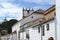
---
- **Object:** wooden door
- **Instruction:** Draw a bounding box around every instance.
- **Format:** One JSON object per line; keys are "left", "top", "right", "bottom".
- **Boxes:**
{"left": 48, "top": 37, "right": 54, "bottom": 40}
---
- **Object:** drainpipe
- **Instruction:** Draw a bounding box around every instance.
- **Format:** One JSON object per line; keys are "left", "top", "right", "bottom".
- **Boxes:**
{"left": 18, "top": 31, "right": 20, "bottom": 40}
{"left": 55, "top": 15, "right": 57, "bottom": 40}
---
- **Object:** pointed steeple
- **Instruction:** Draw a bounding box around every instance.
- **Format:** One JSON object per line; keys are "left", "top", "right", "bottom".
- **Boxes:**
{"left": 4, "top": 17, "right": 7, "bottom": 22}
{"left": 29, "top": 8, "right": 30, "bottom": 11}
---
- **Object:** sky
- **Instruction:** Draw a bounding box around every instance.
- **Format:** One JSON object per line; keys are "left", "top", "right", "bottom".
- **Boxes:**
{"left": 0, "top": 0, "right": 55, "bottom": 22}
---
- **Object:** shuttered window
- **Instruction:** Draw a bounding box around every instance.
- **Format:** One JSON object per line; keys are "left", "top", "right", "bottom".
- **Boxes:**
{"left": 54, "top": 12, "right": 56, "bottom": 16}
{"left": 38, "top": 27, "right": 40, "bottom": 33}
{"left": 42, "top": 25, "right": 45, "bottom": 36}
{"left": 47, "top": 24, "right": 49, "bottom": 31}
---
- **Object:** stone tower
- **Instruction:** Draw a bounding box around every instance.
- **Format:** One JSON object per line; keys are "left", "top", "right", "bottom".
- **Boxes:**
{"left": 22, "top": 8, "right": 34, "bottom": 19}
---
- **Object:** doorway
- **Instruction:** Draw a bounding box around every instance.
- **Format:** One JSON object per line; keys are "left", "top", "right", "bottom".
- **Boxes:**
{"left": 48, "top": 37, "right": 54, "bottom": 40}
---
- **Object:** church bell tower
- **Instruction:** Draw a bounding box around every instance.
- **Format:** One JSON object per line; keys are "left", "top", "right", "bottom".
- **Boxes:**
{"left": 22, "top": 8, "right": 34, "bottom": 19}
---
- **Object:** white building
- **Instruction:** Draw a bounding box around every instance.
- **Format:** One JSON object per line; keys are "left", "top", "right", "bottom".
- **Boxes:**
{"left": 12, "top": 5, "right": 56, "bottom": 40}
{"left": 20, "top": 5, "right": 56, "bottom": 40}
{"left": 41, "top": 5, "right": 56, "bottom": 40}
{"left": 12, "top": 8, "right": 35, "bottom": 40}
{"left": 20, "top": 8, "right": 45, "bottom": 40}
{"left": 12, "top": 20, "right": 21, "bottom": 40}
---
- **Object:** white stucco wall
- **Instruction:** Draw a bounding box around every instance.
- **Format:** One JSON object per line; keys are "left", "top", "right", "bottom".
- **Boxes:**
{"left": 29, "top": 27, "right": 41, "bottom": 40}
{"left": 56, "top": 2, "right": 60, "bottom": 40}
{"left": 23, "top": 10, "right": 34, "bottom": 17}
{"left": 20, "top": 14, "right": 44, "bottom": 26}
{"left": 12, "top": 20, "right": 21, "bottom": 40}
{"left": 42, "top": 20, "right": 56, "bottom": 40}
{"left": 20, "top": 26, "right": 41, "bottom": 40}
{"left": 12, "top": 21, "right": 20, "bottom": 32}
{"left": 29, "top": 11, "right": 34, "bottom": 15}
{"left": 22, "top": 19, "right": 56, "bottom": 40}
{"left": 12, "top": 33, "right": 17, "bottom": 40}
{"left": 20, "top": 32, "right": 27, "bottom": 40}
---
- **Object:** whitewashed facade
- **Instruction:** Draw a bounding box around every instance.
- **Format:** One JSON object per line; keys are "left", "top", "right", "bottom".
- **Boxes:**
{"left": 41, "top": 5, "right": 56, "bottom": 40}
{"left": 20, "top": 5, "right": 56, "bottom": 40}
{"left": 20, "top": 9, "right": 44, "bottom": 40}
{"left": 12, "top": 20, "right": 21, "bottom": 40}
{"left": 42, "top": 19, "right": 56, "bottom": 40}
{"left": 12, "top": 5, "right": 56, "bottom": 40}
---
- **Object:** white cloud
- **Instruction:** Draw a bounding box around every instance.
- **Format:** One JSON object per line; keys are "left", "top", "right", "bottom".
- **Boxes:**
{"left": 0, "top": 2, "right": 23, "bottom": 22}
{"left": 1, "top": 2, "right": 16, "bottom": 8}
{"left": 24, "top": 0, "right": 42, "bottom": 3}
{"left": 24, "top": 0, "right": 55, "bottom": 5}
{"left": 0, "top": 0, "right": 55, "bottom": 22}
{"left": 0, "top": 0, "right": 15, "bottom": 2}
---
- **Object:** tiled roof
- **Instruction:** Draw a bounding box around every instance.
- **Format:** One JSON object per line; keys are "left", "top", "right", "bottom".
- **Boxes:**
{"left": 44, "top": 5, "right": 55, "bottom": 15}
{"left": 30, "top": 5, "right": 55, "bottom": 27}
{"left": 40, "top": 5, "right": 55, "bottom": 25}
{"left": 33, "top": 9, "right": 45, "bottom": 14}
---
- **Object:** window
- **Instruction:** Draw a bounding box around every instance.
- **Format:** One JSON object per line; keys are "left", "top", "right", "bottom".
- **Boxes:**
{"left": 47, "top": 24, "right": 49, "bottom": 31}
{"left": 31, "top": 16, "right": 33, "bottom": 18}
{"left": 54, "top": 12, "right": 56, "bottom": 16}
{"left": 27, "top": 10, "right": 29, "bottom": 13}
{"left": 42, "top": 25, "right": 45, "bottom": 36}
{"left": 26, "top": 33, "right": 29, "bottom": 39}
{"left": 38, "top": 27, "right": 40, "bottom": 33}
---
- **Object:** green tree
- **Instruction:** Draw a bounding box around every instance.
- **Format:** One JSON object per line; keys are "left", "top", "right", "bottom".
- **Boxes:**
{"left": 0, "top": 19, "right": 18, "bottom": 33}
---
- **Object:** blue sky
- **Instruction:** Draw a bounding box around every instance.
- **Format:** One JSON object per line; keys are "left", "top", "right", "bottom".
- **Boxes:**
{"left": 0, "top": 0, "right": 55, "bottom": 22}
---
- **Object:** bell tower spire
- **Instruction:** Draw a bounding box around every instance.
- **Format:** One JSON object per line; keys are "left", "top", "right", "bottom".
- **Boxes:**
{"left": 4, "top": 17, "right": 7, "bottom": 22}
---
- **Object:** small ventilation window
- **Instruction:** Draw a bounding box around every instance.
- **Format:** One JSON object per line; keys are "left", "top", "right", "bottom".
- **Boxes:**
{"left": 31, "top": 16, "right": 33, "bottom": 18}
